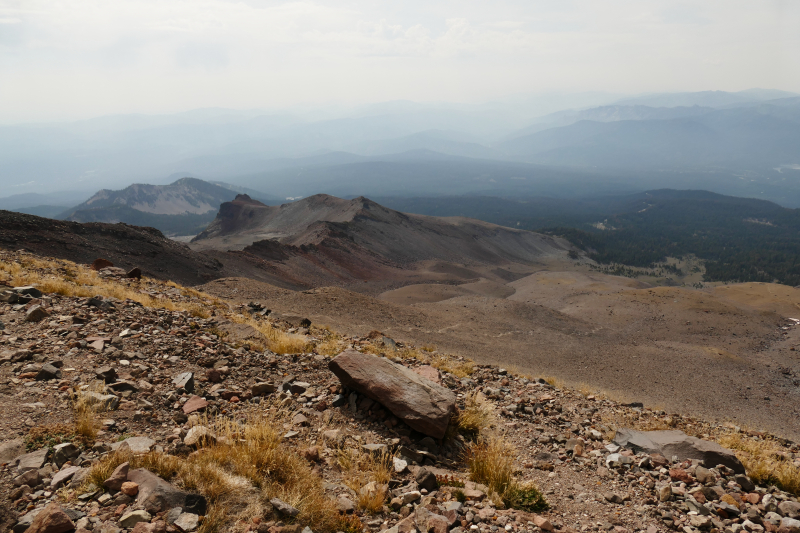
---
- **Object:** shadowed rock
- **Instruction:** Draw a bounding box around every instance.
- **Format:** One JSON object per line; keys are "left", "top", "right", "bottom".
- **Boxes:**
{"left": 329, "top": 350, "right": 456, "bottom": 438}
{"left": 613, "top": 428, "right": 745, "bottom": 474}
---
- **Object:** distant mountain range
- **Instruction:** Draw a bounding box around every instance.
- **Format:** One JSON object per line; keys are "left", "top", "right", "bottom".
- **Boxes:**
{"left": 2, "top": 88, "right": 800, "bottom": 209}
{"left": 59, "top": 178, "right": 283, "bottom": 236}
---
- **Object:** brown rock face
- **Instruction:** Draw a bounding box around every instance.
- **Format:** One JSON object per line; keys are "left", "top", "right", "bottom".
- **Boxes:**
{"left": 328, "top": 350, "right": 456, "bottom": 438}
{"left": 24, "top": 502, "right": 75, "bottom": 533}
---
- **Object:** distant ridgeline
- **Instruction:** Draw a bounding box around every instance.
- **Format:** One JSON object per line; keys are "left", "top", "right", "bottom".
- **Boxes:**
{"left": 376, "top": 190, "right": 800, "bottom": 286}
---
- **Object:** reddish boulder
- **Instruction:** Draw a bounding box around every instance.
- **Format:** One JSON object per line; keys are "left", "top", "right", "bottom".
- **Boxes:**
{"left": 24, "top": 502, "right": 74, "bottom": 533}
{"left": 329, "top": 350, "right": 456, "bottom": 439}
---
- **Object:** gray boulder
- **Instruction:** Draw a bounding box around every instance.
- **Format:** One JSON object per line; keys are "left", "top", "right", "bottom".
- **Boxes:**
{"left": 613, "top": 428, "right": 745, "bottom": 474}
{"left": 329, "top": 350, "right": 456, "bottom": 438}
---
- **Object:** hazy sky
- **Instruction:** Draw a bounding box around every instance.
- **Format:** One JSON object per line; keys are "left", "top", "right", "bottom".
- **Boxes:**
{"left": 1, "top": 0, "right": 797, "bottom": 123}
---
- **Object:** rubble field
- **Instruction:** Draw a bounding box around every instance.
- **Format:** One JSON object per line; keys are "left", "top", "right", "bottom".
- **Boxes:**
{"left": 1, "top": 250, "right": 799, "bottom": 533}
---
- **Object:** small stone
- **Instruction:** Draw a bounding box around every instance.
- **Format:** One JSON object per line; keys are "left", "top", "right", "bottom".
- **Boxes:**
{"left": 50, "top": 465, "right": 82, "bottom": 489}
{"left": 416, "top": 467, "right": 439, "bottom": 492}
{"left": 111, "top": 437, "right": 155, "bottom": 454}
{"left": 393, "top": 456, "right": 408, "bottom": 473}
{"left": 173, "top": 512, "right": 200, "bottom": 532}
{"left": 173, "top": 372, "right": 195, "bottom": 392}
{"left": 402, "top": 491, "right": 422, "bottom": 504}
{"left": 26, "top": 305, "right": 50, "bottom": 322}
{"left": 532, "top": 515, "right": 553, "bottom": 531}
{"left": 119, "top": 510, "right": 152, "bottom": 529}
{"left": 184, "top": 425, "right": 216, "bottom": 447}
{"left": 121, "top": 481, "right": 139, "bottom": 496}
{"left": 126, "top": 268, "right": 142, "bottom": 279}
{"left": 52, "top": 442, "right": 79, "bottom": 466}
{"left": 36, "top": 363, "right": 61, "bottom": 380}
{"left": 15, "top": 447, "right": 49, "bottom": 473}
{"left": 337, "top": 496, "right": 355, "bottom": 513}
{"left": 736, "top": 475, "right": 756, "bottom": 493}
{"left": 270, "top": 497, "right": 300, "bottom": 517}
{"left": 165, "top": 508, "right": 183, "bottom": 525}
{"left": 96, "top": 366, "right": 118, "bottom": 383}
{"left": 252, "top": 382, "right": 276, "bottom": 396}
{"left": 290, "top": 381, "right": 310, "bottom": 394}
{"left": 13, "top": 469, "right": 40, "bottom": 487}
{"left": 182, "top": 395, "right": 208, "bottom": 414}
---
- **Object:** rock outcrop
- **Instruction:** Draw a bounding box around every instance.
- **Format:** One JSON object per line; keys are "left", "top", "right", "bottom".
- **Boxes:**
{"left": 613, "top": 428, "right": 746, "bottom": 474}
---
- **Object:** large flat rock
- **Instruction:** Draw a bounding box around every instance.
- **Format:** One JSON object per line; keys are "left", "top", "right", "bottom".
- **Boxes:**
{"left": 613, "top": 428, "right": 745, "bottom": 474}
{"left": 329, "top": 350, "right": 456, "bottom": 439}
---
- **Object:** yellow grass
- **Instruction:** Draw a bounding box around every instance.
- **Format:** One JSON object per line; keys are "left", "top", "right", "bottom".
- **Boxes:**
{"left": 542, "top": 376, "right": 565, "bottom": 389}
{"left": 72, "top": 381, "right": 107, "bottom": 442}
{"left": 313, "top": 333, "right": 344, "bottom": 356}
{"left": 83, "top": 408, "right": 339, "bottom": 532}
{"left": 465, "top": 434, "right": 548, "bottom": 512}
{"left": 231, "top": 314, "right": 311, "bottom": 355}
{"left": 0, "top": 253, "right": 225, "bottom": 318}
{"left": 337, "top": 448, "right": 392, "bottom": 513}
{"left": 400, "top": 347, "right": 475, "bottom": 378}
{"left": 718, "top": 433, "right": 800, "bottom": 496}
{"left": 457, "top": 391, "right": 496, "bottom": 438}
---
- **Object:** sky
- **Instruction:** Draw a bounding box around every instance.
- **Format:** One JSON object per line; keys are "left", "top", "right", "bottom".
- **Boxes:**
{"left": 1, "top": 0, "right": 798, "bottom": 123}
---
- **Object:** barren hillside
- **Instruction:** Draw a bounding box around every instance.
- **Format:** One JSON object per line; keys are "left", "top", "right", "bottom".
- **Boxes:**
{"left": 191, "top": 194, "right": 573, "bottom": 290}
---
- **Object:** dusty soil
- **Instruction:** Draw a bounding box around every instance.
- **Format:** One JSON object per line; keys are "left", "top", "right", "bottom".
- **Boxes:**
{"left": 199, "top": 268, "right": 800, "bottom": 442}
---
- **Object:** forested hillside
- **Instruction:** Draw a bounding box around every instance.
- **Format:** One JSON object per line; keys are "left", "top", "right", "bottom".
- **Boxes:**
{"left": 377, "top": 190, "right": 800, "bottom": 285}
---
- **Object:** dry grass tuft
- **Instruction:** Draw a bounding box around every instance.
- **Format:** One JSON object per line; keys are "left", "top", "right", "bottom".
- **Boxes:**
{"left": 718, "top": 433, "right": 800, "bottom": 496}
{"left": 83, "top": 409, "right": 338, "bottom": 532}
{"left": 313, "top": 331, "right": 344, "bottom": 356}
{"left": 542, "top": 376, "right": 565, "bottom": 389}
{"left": 231, "top": 314, "right": 311, "bottom": 355}
{"left": 337, "top": 448, "right": 392, "bottom": 513}
{"left": 465, "top": 434, "right": 548, "bottom": 512}
{"left": 72, "top": 381, "right": 107, "bottom": 442}
{"left": 0, "top": 253, "right": 225, "bottom": 318}
{"left": 25, "top": 424, "right": 80, "bottom": 452}
{"left": 400, "top": 347, "right": 475, "bottom": 378}
{"left": 457, "top": 391, "right": 496, "bottom": 439}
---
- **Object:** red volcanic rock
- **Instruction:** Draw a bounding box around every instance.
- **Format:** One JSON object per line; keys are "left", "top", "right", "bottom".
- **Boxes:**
{"left": 329, "top": 350, "right": 455, "bottom": 439}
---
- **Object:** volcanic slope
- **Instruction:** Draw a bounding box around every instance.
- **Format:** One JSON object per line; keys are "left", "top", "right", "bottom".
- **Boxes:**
{"left": 0, "top": 210, "right": 223, "bottom": 285}
{"left": 190, "top": 194, "right": 573, "bottom": 291}
{"left": 199, "top": 269, "right": 800, "bottom": 442}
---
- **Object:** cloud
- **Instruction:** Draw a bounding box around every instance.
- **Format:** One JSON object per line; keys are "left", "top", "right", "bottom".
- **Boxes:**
{"left": 0, "top": 0, "right": 797, "bottom": 122}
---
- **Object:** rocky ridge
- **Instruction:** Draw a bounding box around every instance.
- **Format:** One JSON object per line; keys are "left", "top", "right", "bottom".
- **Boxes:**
{"left": 0, "top": 250, "right": 799, "bottom": 533}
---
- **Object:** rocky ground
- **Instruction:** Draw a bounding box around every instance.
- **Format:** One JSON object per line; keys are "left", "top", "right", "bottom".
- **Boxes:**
{"left": 1, "top": 250, "right": 799, "bottom": 533}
